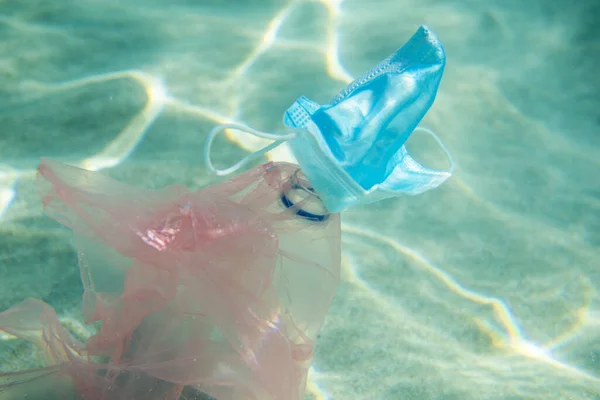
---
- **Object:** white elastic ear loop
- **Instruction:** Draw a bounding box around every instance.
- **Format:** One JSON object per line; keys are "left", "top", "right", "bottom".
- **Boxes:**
{"left": 203, "top": 123, "right": 297, "bottom": 176}
{"left": 413, "top": 126, "right": 455, "bottom": 175}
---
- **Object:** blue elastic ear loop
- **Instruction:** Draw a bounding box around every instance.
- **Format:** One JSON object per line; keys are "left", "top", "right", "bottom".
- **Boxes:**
{"left": 281, "top": 192, "right": 328, "bottom": 222}
{"left": 280, "top": 169, "right": 329, "bottom": 222}
{"left": 203, "top": 123, "right": 296, "bottom": 176}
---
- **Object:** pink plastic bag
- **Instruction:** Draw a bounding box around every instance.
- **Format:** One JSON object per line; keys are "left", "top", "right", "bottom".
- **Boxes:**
{"left": 0, "top": 159, "right": 341, "bottom": 400}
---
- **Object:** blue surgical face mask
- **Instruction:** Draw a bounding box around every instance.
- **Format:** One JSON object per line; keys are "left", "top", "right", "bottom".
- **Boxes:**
{"left": 204, "top": 25, "right": 454, "bottom": 214}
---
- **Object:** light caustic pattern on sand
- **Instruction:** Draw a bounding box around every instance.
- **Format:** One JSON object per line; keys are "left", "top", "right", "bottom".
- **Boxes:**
{"left": 1, "top": 0, "right": 599, "bottom": 398}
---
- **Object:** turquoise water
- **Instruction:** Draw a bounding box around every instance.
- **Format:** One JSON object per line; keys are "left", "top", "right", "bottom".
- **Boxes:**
{"left": 1, "top": 0, "right": 599, "bottom": 399}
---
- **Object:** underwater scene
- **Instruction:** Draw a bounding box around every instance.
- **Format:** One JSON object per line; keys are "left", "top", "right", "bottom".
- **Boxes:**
{"left": 0, "top": 0, "right": 599, "bottom": 399}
